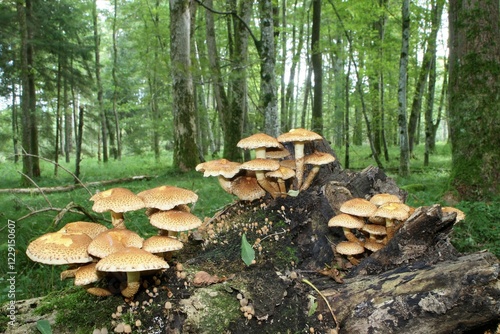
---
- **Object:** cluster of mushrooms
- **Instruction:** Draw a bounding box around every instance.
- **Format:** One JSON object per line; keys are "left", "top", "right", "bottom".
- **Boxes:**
{"left": 195, "top": 128, "right": 336, "bottom": 200}
{"left": 26, "top": 185, "right": 201, "bottom": 298}
{"left": 330, "top": 194, "right": 465, "bottom": 265}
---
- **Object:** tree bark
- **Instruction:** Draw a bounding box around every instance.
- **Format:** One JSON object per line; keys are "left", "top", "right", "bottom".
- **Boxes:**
{"left": 310, "top": 0, "right": 323, "bottom": 135}
{"left": 397, "top": 0, "right": 410, "bottom": 177}
{"left": 448, "top": 0, "right": 500, "bottom": 200}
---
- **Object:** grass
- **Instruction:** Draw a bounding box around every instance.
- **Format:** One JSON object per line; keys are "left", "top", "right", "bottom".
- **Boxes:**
{"left": 0, "top": 143, "right": 498, "bottom": 306}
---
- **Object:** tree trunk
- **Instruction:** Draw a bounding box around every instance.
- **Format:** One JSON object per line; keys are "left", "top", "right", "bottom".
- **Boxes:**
{"left": 397, "top": 0, "right": 410, "bottom": 177}
{"left": 310, "top": 0, "right": 323, "bottom": 135}
{"left": 64, "top": 75, "right": 71, "bottom": 163}
{"left": 11, "top": 82, "right": 19, "bottom": 163}
{"left": 259, "top": 0, "right": 279, "bottom": 137}
{"left": 448, "top": 0, "right": 500, "bottom": 200}
{"left": 170, "top": 0, "right": 200, "bottom": 171}
{"left": 74, "top": 105, "right": 84, "bottom": 180}
{"left": 112, "top": 0, "right": 122, "bottom": 160}
{"left": 54, "top": 60, "right": 62, "bottom": 176}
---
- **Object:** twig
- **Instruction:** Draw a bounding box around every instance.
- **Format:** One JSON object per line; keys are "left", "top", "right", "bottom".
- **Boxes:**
{"left": 302, "top": 278, "right": 340, "bottom": 332}
{"left": 17, "top": 170, "right": 52, "bottom": 208}
{"left": 16, "top": 206, "right": 104, "bottom": 223}
{"left": 259, "top": 228, "right": 287, "bottom": 243}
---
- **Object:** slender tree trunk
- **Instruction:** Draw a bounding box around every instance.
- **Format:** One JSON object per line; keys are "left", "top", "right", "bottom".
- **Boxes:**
{"left": 64, "top": 75, "right": 71, "bottom": 163}
{"left": 279, "top": 0, "right": 286, "bottom": 133}
{"left": 311, "top": 0, "right": 323, "bottom": 135}
{"left": 344, "top": 48, "right": 352, "bottom": 169}
{"left": 75, "top": 105, "right": 84, "bottom": 180}
{"left": 448, "top": 0, "right": 500, "bottom": 200}
{"left": 397, "top": 0, "right": 410, "bottom": 177}
{"left": 170, "top": 0, "right": 200, "bottom": 171}
{"left": 112, "top": 0, "right": 122, "bottom": 160}
{"left": 11, "top": 81, "right": 19, "bottom": 163}
{"left": 301, "top": 65, "right": 312, "bottom": 129}
{"left": 93, "top": 0, "right": 107, "bottom": 163}
{"left": 259, "top": 0, "right": 279, "bottom": 137}
{"left": 54, "top": 60, "right": 62, "bottom": 176}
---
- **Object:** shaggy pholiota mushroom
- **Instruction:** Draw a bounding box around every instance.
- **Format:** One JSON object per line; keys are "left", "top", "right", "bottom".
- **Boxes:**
{"left": 142, "top": 235, "right": 184, "bottom": 254}
{"left": 237, "top": 132, "right": 282, "bottom": 159}
{"left": 371, "top": 202, "right": 411, "bottom": 240}
{"left": 96, "top": 247, "right": 168, "bottom": 298}
{"left": 26, "top": 232, "right": 94, "bottom": 265}
{"left": 73, "top": 262, "right": 112, "bottom": 297}
{"left": 441, "top": 206, "right": 466, "bottom": 223}
{"left": 57, "top": 221, "right": 109, "bottom": 239}
{"left": 300, "top": 151, "right": 336, "bottom": 191}
{"left": 335, "top": 241, "right": 365, "bottom": 266}
{"left": 231, "top": 175, "right": 266, "bottom": 201}
{"left": 90, "top": 187, "right": 145, "bottom": 228}
{"left": 369, "top": 193, "right": 402, "bottom": 206}
{"left": 361, "top": 223, "right": 388, "bottom": 244}
{"left": 87, "top": 228, "right": 144, "bottom": 259}
{"left": 328, "top": 213, "right": 365, "bottom": 245}
{"left": 277, "top": 128, "right": 323, "bottom": 189}
{"left": 265, "top": 166, "right": 296, "bottom": 197}
{"left": 137, "top": 185, "right": 198, "bottom": 211}
{"left": 148, "top": 209, "right": 202, "bottom": 238}
{"left": 339, "top": 197, "right": 378, "bottom": 219}
{"left": 240, "top": 158, "right": 281, "bottom": 198}
{"left": 195, "top": 159, "right": 242, "bottom": 194}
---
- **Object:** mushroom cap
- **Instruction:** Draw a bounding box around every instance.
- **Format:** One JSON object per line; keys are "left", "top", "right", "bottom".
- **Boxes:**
{"left": 372, "top": 202, "right": 410, "bottom": 221}
{"left": 328, "top": 213, "right": 365, "bottom": 229}
{"left": 237, "top": 133, "right": 281, "bottom": 150}
{"left": 149, "top": 210, "right": 202, "bottom": 232}
{"left": 26, "top": 232, "right": 93, "bottom": 265}
{"left": 74, "top": 262, "right": 102, "bottom": 286}
{"left": 304, "top": 151, "right": 336, "bottom": 166}
{"left": 87, "top": 228, "right": 144, "bottom": 258}
{"left": 142, "top": 236, "right": 184, "bottom": 253}
{"left": 195, "top": 159, "right": 242, "bottom": 178}
{"left": 240, "top": 158, "right": 280, "bottom": 172}
{"left": 279, "top": 159, "right": 296, "bottom": 170}
{"left": 276, "top": 128, "right": 323, "bottom": 143}
{"left": 231, "top": 176, "right": 266, "bottom": 201}
{"left": 364, "top": 240, "right": 384, "bottom": 252}
{"left": 96, "top": 247, "right": 168, "bottom": 272}
{"left": 265, "top": 166, "right": 296, "bottom": 180}
{"left": 441, "top": 206, "right": 466, "bottom": 222}
{"left": 339, "top": 198, "right": 378, "bottom": 217}
{"left": 369, "top": 193, "right": 402, "bottom": 206}
{"left": 137, "top": 186, "right": 198, "bottom": 210}
{"left": 58, "top": 221, "right": 108, "bottom": 239}
{"left": 335, "top": 241, "right": 365, "bottom": 256}
{"left": 361, "top": 224, "right": 387, "bottom": 236}
{"left": 90, "top": 188, "right": 145, "bottom": 213}
{"left": 265, "top": 145, "right": 290, "bottom": 159}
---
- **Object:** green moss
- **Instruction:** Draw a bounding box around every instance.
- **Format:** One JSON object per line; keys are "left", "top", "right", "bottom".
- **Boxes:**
{"left": 35, "top": 287, "right": 122, "bottom": 333}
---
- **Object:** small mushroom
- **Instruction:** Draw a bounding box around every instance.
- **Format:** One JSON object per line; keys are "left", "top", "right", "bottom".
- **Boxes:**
{"left": 137, "top": 185, "right": 198, "bottom": 211}
{"left": 195, "top": 159, "right": 242, "bottom": 194}
{"left": 88, "top": 228, "right": 144, "bottom": 259}
{"left": 339, "top": 198, "right": 377, "bottom": 218}
{"left": 90, "top": 188, "right": 145, "bottom": 228}
{"left": 231, "top": 175, "right": 266, "bottom": 201}
{"left": 441, "top": 206, "right": 465, "bottom": 223}
{"left": 237, "top": 133, "right": 282, "bottom": 159}
{"left": 149, "top": 209, "right": 202, "bottom": 238}
{"left": 371, "top": 202, "right": 410, "bottom": 240}
{"left": 240, "top": 158, "right": 281, "bottom": 198}
{"left": 265, "top": 166, "right": 295, "bottom": 197}
{"left": 335, "top": 241, "right": 365, "bottom": 266}
{"left": 57, "top": 221, "right": 108, "bottom": 239}
{"left": 26, "top": 232, "right": 94, "bottom": 265}
{"left": 328, "top": 213, "right": 365, "bottom": 245}
{"left": 369, "top": 193, "right": 402, "bottom": 206}
{"left": 300, "top": 151, "right": 336, "bottom": 191}
{"left": 96, "top": 247, "right": 168, "bottom": 298}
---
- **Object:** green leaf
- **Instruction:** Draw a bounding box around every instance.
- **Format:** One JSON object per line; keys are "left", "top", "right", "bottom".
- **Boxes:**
{"left": 36, "top": 319, "right": 52, "bottom": 334}
{"left": 287, "top": 189, "right": 300, "bottom": 197}
{"left": 307, "top": 295, "right": 318, "bottom": 316}
{"left": 241, "top": 233, "right": 255, "bottom": 266}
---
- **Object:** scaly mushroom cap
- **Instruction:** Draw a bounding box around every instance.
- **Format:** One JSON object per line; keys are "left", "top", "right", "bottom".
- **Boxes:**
{"left": 335, "top": 241, "right": 365, "bottom": 256}
{"left": 142, "top": 236, "right": 184, "bottom": 253}
{"left": 304, "top": 151, "right": 336, "bottom": 166}
{"left": 237, "top": 133, "right": 282, "bottom": 159}
{"left": 96, "top": 247, "right": 168, "bottom": 273}
{"left": 276, "top": 128, "right": 323, "bottom": 145}
{"left": 372, "top": 202, "right": 410, "bottom": 222}
{"left": 265, "top": 145, "right": 290, "bottom": 159}
{"left": 195, "top": 159, "right": 242, "bottom": 178}
{"left": 361, "top": 224, "right": 387, "bottom": 236}
{"left": 441, "top": 206, "right": 466, "bottom": 222}
{"left": 137, "top": 186, "right": 198, "bottom": 211}
{"left": 149, "top": 210, "right": 202, "bottom": 232}
{"left": 26, "top": 232, "right": 93, "bottom": 265}
{"left": 58, "top": 221, "right": 108, "bottom": 239}
{"left": 90, "top": 188, "right": 145, "bottom": 213}
{"left": 240, "top": 158, "right": 280, "bottom": 172}
{"left": 364, "top": 240, "right": 384, "bottom": 252}
{"left": 87, "top": 228, "right": 144, "bottom": 258}
{"left": 266, "top": 166, "right": 296, "bottom": 181}
{"left": 231, "top": 176, "right": 266, "bottom": 201}
{"left": 74, "top": 263, "right": 103, "bottom": 286}
{"left": 339, "top": 198, "right": 378, "bottom": 218}
{"left": 369, "top": 193, "right": 402, "bottom": 206}
{"left": 328, "top": 213, "right": 365, "bottom": 229}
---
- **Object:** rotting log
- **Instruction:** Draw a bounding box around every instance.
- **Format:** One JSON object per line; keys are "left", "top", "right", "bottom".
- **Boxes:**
{"left": 321, "top": 251, "right": 499, "bottom": 334}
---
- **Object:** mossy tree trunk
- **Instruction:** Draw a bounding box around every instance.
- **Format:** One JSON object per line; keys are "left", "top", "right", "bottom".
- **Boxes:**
{"left": 448, "top": 0, "right": 500, "bottom": 200}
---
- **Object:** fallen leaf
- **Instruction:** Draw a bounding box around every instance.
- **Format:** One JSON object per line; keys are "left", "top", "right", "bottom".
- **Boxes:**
{"left": 192, "top": 271, "right": 220, "bottom": 286}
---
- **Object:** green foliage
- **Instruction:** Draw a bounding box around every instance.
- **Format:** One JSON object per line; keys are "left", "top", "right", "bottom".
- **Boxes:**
{"left": 36, "top": 319, "right": 52, "bottom": 334}
{"left": 241, "top": 234, "right": 255, "bottom": 266}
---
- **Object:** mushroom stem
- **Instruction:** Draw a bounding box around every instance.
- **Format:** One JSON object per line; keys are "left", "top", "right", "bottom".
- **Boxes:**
{"left": 342, "top": 227, "right": 364, "bottom": 246}
{"left": 121, "top": 271, "right": 141, "bottom": 298}
{"left": 255, "top": 171, "right": 279, "bottom": 199}
{"left": 255, "top": 148, "right": 267, "bottom": 159}
{"left": 111, "top": 211, "right": 126, "bottom": 228}
{"left": 217, "top": 175, "right": 233, "bottom": 194}
{"left": 60, "top": 268, "right": 79, "bottom": 280}
{"left": 300, "top": 165, "right": 320, "bottom": 191}
{"left": 385, "top": 219, "right": 395, "bottom": 241}
{"left": 276, "top": 179, "right": 287, "bottom": 197}
{"left": 293, "top": 143, "right": 305, "bottom": 189}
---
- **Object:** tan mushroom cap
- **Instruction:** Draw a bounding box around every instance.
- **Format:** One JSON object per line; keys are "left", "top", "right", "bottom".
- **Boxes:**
{"left": 137, "top": 186, "right": 198, "bottom": 211}
{"left": 373, "top": 202, "right": 410, "bottom": 221}
{"left": 87, "top": 228, "right": 144, "bottom": 258}
{"left": 328, "top": 213, "right": 365, "bottom": 229}
{"left": 265, "top": 145, "right": 290, "bottom": 159}
{"left": 276, "top": 128, "right": 323, "bottom": 144}
{"left": 149, "top": 210, "right": 202, "bottom": 232}
{"left": 74, "top": 262, "right": 102, "bottom": 286}
{"left": 441, "top": 206, "right": 465, "bottom": 222}
{"left": 96, "top": 247, "right": 168, "bottom": 272}
{"left": 26, "top": 232, "right": 93, "bottom": 265}
{"left": 240, "top": 158, "right": 280, "bottom": 172}
{"left": 304, "top": 151, "right": 336, "bottom": 166}
{"left": 369, "top": 193, "right": 402, "bottom": 206}
{"left": 279, "top": 159, "right": 296, "bottom": 170}
{"left": 90, "top": 187, "right": 145, "bottom": 213}
{"left": 231, "top": 176, "right": 266, "bottom": 201}
{"left": 335, "top": 241, "right": 365, "bottom": 256}
{"left": 362, "top": 224, "right": 387, "bottom": 236}
{"left": 142, "top": 236, "right": 184, "bottom": 253}
{"left": 266, "top": 166, "right": 295, "bottom": 180}
{"left": 364, "top": 240, "right": 384, "bottom": 252}
{"left": 237, "top": 133, "right": 282, "bottom": 158}
{"left": 195, "top": 159, "right": 242, "bottom": 178}
{"left": 339, "top": 198, "right": 378, "bottom": 218}
{"left": 58, "top": 221, "right": 108, "bottom": 239}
